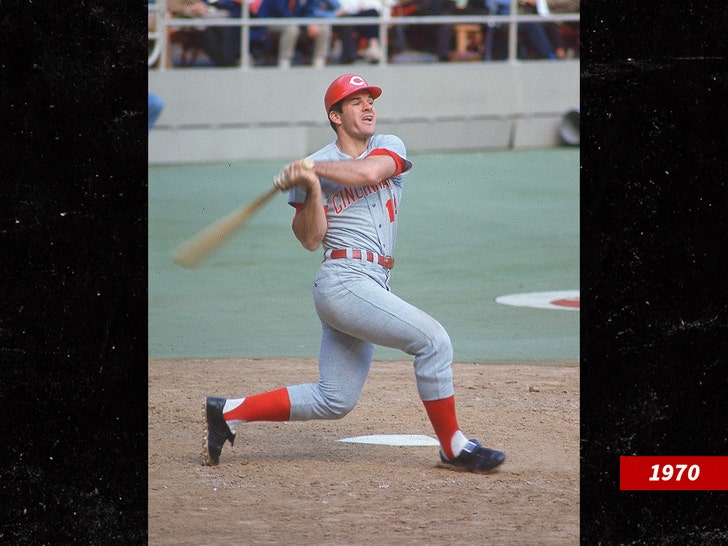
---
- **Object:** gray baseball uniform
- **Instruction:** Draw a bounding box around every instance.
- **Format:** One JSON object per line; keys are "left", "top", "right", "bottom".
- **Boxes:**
{"left": 285, "top": 134, "right": 455, "bottom": 421}
{"left": 205, "top": 75, "right": 505, "bottom": 473}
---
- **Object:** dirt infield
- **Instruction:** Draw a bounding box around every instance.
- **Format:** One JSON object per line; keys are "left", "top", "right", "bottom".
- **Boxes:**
{"left": 149, "top": 358, "right": 579, "bottom": 545}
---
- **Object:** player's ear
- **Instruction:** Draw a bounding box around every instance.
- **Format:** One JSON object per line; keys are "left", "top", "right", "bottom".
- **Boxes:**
{"left": 328, "top": 110, "right": 341, "bottom": 125}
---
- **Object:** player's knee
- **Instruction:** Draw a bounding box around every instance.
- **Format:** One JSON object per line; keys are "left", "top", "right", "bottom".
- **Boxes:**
{"left": 323, "top": 400, "right": 355, "bottom": 419}
{"left": 319, "top": 392, "right": 357, "bottom": 419}
{"left": 437, "top": 328, "right": 453, "bottom": 361}
{"left": 424, "top": 324, "right": 453, "bottom": 363}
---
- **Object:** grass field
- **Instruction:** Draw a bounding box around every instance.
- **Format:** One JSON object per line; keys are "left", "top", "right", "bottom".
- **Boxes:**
{"left": 148, "top": 148, "right": 579, "bottom": 363}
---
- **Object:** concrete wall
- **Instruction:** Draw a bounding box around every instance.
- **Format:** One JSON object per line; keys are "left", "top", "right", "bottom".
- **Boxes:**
{"left": 148, "top": 60, "right": 579, "bottom": 164}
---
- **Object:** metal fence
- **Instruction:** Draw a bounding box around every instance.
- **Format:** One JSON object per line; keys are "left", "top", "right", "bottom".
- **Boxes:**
{"left": 148, "top": 0, "right": 579, "bottom": 70}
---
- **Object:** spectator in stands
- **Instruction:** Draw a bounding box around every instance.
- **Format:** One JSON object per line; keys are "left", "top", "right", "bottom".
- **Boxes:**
{"left": 520, "top": 0, "right": 566, "bottom": 58}
{"left": 167, "top": 0, "right": 240, "bottom": 66}
{"left": 256, "top": 0, "right": 334, "bottom": 68}
{"left": 334, "top": 0, "right": 389, "bottom": 64}
{"left": 486, "top": 0, "right": 561, "bottom": 60}
{"left": 388, "top": 0, "right": 487, "bottom": 62}
{"left": 540, "top": 0, "right": 579, "bottom": 58}
{"left": 207, "top": 0, "right": 244, "bottom": 57}
{"left": 433, "top": 0, "right": 490, "bottom": 62}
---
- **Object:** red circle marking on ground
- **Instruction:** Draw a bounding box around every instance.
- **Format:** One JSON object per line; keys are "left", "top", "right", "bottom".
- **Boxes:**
{"left": 550, "top": 297, "right": 580, "bottom": 309}
{"left": 495, "top": 290, "right": 580, "bottom": 311}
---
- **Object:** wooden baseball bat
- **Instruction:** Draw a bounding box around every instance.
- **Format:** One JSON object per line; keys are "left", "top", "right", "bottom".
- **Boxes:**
{"left": 171, "top": 186, "right": 279, "bottom": 269}
{"left": 171, "top": 159, "right": 314, "bottom": 269}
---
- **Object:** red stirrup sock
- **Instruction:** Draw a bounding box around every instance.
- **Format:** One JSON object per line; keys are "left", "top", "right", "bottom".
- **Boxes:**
{"left": 423, "top": 396, "right": 469, "bottom": 460}
{"left": 223, "top": 387, "right": 291, "bottom": 424}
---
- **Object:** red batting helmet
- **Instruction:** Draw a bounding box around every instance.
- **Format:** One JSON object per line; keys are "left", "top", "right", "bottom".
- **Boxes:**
{"left": 324, "top": 74, "right": 382, "bottom": 112}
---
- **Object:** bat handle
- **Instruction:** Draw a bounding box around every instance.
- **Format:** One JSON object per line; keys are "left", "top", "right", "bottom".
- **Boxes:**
{"left": 272, "top": 174, "right": 285, "bottom": 190}
{"left": 273, "top": 158, "right": 315, "bottom": 190}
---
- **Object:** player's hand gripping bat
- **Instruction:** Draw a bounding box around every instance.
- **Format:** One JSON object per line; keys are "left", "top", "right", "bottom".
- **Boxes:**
{"left": 171, "top": 158, "right": 314, "bottom": 269}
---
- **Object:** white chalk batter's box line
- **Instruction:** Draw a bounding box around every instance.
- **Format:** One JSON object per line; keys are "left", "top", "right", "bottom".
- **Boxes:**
{"left": 495, "top": 290, "right": 580, "bottom": 311}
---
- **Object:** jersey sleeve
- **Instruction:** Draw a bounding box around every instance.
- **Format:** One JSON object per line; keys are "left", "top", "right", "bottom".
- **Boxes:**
{"left": 368, "top": 134, "right": 412, "bottom": 187}
{"left": 288, "top": 186, "right": 307, "bottom": 208}
{"left": 367, "top": 148, "right": 413, "bottom": 177}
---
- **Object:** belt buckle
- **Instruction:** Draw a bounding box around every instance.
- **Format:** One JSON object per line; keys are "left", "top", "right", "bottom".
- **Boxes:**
{"left": 382, "top": 256, "right": 394, "bottom": 269}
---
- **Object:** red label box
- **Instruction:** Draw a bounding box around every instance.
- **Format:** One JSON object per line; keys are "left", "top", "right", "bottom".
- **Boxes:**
{"left": 620, "top": 456, "right": 728, "bottom": 490}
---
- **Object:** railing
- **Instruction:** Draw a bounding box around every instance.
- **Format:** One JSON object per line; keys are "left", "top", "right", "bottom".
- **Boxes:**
{"left": 148, "top": 2, "right": 164, "bottom": 67}
{"left": 148, "top": 0, "right": 579, "bottom": 70}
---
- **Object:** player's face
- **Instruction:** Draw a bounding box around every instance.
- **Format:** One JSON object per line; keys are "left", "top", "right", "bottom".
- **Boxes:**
{"left": 340, "top": 92, "right": 376, "bottom": 139}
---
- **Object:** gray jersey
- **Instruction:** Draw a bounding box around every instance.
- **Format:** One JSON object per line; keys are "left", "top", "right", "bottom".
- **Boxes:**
{"left": 288, "top": 134, "right": 411, "bottom": 257}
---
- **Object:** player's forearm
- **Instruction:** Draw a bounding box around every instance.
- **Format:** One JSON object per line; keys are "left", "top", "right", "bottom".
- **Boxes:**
{"left": 312, "top": 155, "right": 395, "bottom": 188}
{"left": 292, "top": 184, "right": 327, "bottom": 251}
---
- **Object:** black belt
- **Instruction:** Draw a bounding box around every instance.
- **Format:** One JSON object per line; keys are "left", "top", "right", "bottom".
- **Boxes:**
{"left": 329, "top": 249, "right": 394, "bottom": 269}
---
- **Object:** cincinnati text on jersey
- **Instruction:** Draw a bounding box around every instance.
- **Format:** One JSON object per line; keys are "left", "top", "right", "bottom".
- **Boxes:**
{"left": 329, "top": 180, "right": 392, "bottom": 215}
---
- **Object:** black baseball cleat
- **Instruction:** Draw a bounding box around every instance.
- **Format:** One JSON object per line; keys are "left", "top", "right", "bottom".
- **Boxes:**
{"left": 438, "top": 439, "right": 506, "bottom": 473}
{"left": 204, "top": 396, "right": 236, "bottom": 466}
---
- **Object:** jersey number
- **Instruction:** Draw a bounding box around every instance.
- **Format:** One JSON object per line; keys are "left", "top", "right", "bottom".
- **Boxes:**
{"left": 385, "top": 195, "right": 398, "bottom": 223}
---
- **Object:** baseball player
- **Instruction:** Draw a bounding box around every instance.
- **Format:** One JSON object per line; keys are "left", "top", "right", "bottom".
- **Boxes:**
{"left": 205, "top": 73, "right": 506, "bottom": 473}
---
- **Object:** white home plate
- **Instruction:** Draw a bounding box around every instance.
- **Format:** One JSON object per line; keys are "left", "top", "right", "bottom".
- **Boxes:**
{"left": 339, "top": 434, "right": 440, "bottom": 447}
{"left": 496, "top": 290, "right": 580, "bottom": 311}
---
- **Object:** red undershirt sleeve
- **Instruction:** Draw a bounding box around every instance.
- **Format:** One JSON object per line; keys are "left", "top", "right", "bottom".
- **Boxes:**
{"left": 367, "top": 148, "right": 411, "bottom": 177}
